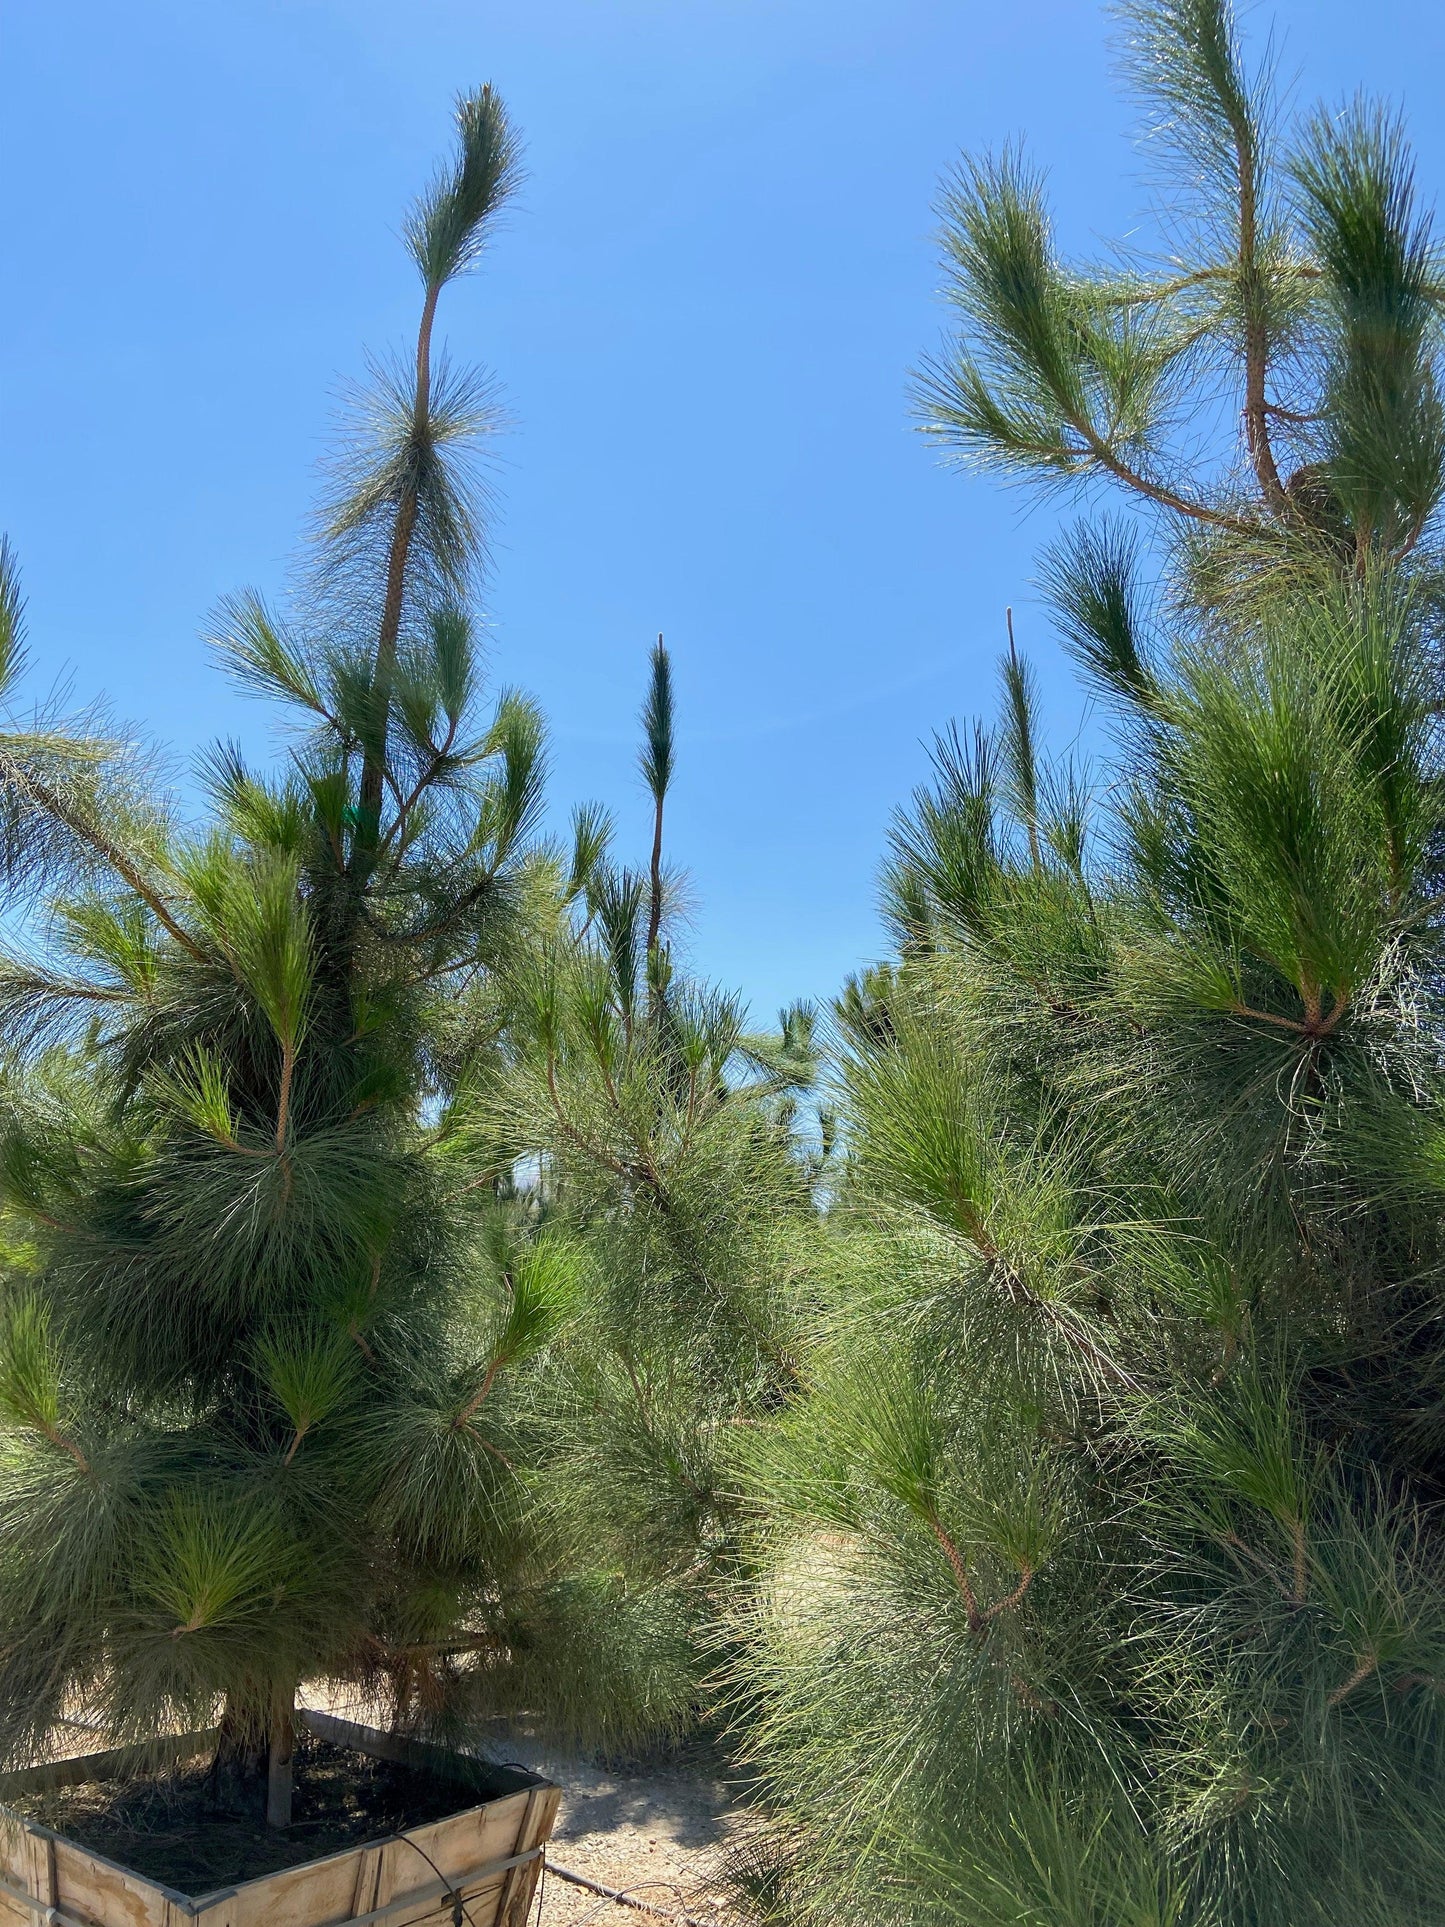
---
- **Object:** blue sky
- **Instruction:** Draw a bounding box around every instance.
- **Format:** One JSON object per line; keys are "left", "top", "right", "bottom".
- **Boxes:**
{"left": 4, "top": 0, "right": 1442, "bottom": 1023}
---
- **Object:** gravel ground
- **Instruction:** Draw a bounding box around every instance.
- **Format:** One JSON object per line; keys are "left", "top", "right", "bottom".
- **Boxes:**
{"left": 490, "top": 1738, "right": 746, "bottom": 1926}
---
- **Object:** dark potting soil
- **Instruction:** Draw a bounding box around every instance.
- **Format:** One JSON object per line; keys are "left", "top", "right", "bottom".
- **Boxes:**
{"left": 6, "top": 1733, "right": 506, "bottom": 1895}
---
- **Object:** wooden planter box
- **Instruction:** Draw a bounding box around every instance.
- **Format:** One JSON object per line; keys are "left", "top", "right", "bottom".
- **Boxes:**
{"left": 0, "top": 1710, "right": 560, "bottom": 1927}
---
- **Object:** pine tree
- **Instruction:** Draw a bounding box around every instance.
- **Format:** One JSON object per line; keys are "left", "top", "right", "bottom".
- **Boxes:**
{"left": 735, "top": 540, "right": 1445, "bottom": 1927}
{"left": 731, "top": 7, "right": 1445, "bottom": 1923}
{"left": 0, "top": 90, "right": 576, "bottom": 1829}
{"left": 449, "top": 642, "right": 832, "bottom": 1755}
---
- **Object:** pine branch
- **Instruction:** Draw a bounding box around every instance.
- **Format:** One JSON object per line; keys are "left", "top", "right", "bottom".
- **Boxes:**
{"left": 0, "top": 748, "right": 207, "bottom": 963}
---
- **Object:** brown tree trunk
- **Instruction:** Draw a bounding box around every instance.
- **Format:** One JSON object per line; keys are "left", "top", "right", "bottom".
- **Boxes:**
{"left": 355, "top": 279, "right": 441, "bottom": 854}
{"left": 209, "top": 1701, "right": 265, "bottom": 1816}
{"left": 647, "top": 789, "right": 665, "bottom": 962}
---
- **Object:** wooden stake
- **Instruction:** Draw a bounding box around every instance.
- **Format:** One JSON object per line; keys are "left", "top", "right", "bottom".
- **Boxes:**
{"left": 266, "top": 1685, "right": 296, "bottom": 1830}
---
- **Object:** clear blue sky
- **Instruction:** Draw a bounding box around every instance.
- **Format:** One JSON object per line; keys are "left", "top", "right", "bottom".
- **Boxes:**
{"left": 4, "top": 1, "right": 1442, "bottom": 1022}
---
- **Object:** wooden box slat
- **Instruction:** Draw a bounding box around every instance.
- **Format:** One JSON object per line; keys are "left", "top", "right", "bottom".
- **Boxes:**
{"left": 0, "top": 1713, "right": 558, "bottom": 1927}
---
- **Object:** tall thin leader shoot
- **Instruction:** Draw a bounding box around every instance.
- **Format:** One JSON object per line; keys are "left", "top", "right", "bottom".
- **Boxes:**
{"left": 354, "top": 87, "right": 522, "bottom": 860}
{"left": 640, "top": 634, "right": 674, "bottom": 974}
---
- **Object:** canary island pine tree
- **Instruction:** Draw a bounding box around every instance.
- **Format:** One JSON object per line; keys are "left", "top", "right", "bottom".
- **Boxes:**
{"left": 430, "top": 638, "right": 832, "bottom": 1755}
{"left": 738, "top": 577, "right": 1445, "bottom": 1927}
{"left": 729, "top": 6, "right": 1445, "bottom": 1924}
{"left": 0, "top": 89, "right": 589, "bottom": 1831}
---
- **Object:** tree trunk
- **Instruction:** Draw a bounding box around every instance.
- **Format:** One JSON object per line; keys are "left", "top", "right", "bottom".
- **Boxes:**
{"left": 647, "top": 790, "right": 665, "bottom": 963}
{"left": 209, "top": 1701, "right": 265, "bottom": 1817}
{"left": 354, "top": 278, "right": 440, "bottom": 863}
{"left": 266, "top": 1686, "right": 296, "bottom": 1831}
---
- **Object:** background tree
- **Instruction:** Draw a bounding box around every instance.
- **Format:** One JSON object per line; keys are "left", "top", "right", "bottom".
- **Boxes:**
{"left": 435, "top": 646, "right": 832, "bottom": 1755}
